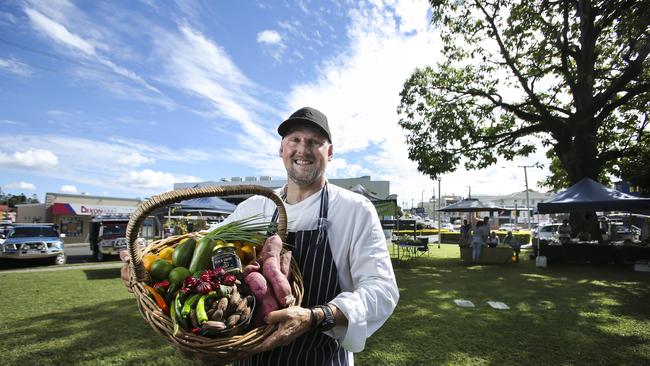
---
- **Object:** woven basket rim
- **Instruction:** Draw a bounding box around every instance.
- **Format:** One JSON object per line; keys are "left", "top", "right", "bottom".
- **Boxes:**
{"left": 126, "top": 185, "right": 303, "bottom": 364}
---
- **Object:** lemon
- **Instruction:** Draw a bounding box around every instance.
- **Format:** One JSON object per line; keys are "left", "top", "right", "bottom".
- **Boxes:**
{"left": 158, "top": 247, "right": 174, "bottom": 261}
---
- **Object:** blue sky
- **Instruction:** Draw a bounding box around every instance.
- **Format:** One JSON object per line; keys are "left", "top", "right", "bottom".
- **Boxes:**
{"left": 0, "top": 0, "right": 549, "bottom": 207}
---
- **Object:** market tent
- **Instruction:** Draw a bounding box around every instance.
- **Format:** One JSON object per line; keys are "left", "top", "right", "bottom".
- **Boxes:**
{"left": 349, "top": 184, "right": 382, "bottom": 201}
{"left": 349, "top": 184, "right": 398, "bottom": 217}
{"left": 171, "top": 196, "right": 237, "bottom": 214}
{"left": 537, "top": 177, "right": 650, "bottom": 213}
{"left": 438, "top": 198, "right": 505, "bottom": 212}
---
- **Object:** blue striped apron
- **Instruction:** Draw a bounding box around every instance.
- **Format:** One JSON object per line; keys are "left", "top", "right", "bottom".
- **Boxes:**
{"left": 237, "top": 184, "right": 348, "bottom": 366}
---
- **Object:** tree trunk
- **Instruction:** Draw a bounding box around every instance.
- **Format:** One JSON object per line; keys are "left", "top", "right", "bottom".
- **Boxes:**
{"left": 554, "top": 129, "right": 603, "bottom": 241}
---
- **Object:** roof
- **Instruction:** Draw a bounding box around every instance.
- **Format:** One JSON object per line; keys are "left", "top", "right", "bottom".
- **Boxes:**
{"left": 438, "top": 198, "right": 505, "bottom": 212}
{"left": 348, "top": 184, "right": 382, "bottom": 201}
{"left": 537, "top": 177, "right": 650, "bottom": 213}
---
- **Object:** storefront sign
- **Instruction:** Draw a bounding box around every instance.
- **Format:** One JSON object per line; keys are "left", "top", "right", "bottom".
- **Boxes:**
{"left": 52, "top": 203, "right": 136, "bottom": 216}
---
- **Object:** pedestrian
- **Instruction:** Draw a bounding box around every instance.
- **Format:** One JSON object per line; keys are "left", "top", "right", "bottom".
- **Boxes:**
{"left": 459, "top": 219, "right": 471, "bottom": 248}
{"left": 503, "top": 230, "right": 521, "bottom": 262}
{"left": 557, "top": 219, "right": 571, "bottom": 244}
{"left": 487, "top": 231, "right": 500, "bottom": 248}
{"left": 121, "top": 107, "right": 399, "bottom": 365}
{"left": 471, "top": 221, "right": 485, "bottom": 263}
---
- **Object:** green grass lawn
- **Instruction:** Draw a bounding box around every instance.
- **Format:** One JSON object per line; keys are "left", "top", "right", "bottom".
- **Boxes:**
{"left": 1, "top": 244, "right": 649, "bottom": 366}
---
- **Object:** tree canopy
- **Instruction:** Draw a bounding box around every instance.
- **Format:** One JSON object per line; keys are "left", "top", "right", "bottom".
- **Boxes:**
{"left": 398, "top": 0, "right": 649, "bottom": 189}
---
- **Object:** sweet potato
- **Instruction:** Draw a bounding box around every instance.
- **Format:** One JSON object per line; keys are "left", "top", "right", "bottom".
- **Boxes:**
{"left": 261, "top": 235, "right": 294, "bottom": 307}
{"left": 245, "top": 271, "right": 279, "bottom": 327}
{"left": 263, "top": 255, "right": 294, "bottom": 307}
{"left": 243, "top": 259, "right": 261, "bottom": 277}
{"left": 261, "top": 234, "right": 283, "bottom": 262}
{"left": 280, "top": 250, "right": 292, "bottom": 278}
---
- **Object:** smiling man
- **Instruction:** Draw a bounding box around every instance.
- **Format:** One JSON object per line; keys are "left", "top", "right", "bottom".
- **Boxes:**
{"left": 224, "top": 106, "right": 399, "bottom": 365}
{"left": 120, "top": 107, "right": 398, "bottom": 365}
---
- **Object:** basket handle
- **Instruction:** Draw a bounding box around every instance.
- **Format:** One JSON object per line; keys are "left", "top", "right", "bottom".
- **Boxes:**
{"left": 126, "top": 185, "right": 287, "bottom": 283}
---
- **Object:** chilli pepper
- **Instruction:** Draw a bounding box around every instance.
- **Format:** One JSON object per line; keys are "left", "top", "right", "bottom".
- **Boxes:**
{"left": 171, "top": 294, "right": 180, "bottom": 337}
{"left": 174, "top": 292, "right": 189, "bottom": 332}
{"left": 181, "top": 293, "right": 202, "bottom": 318}
{"left": 144, "top": 285, "right": 169, "bottom": 315}
{"left": 196, "top": 294, "right": 208, "bottom": 324}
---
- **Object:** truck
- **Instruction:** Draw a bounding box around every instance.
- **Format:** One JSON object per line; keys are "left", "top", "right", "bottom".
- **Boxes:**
{"left": 0, "top": 223, "right": 66, "bottom": 265}
{"left": 89, "top": 215, "right": 158, "bottom": 261}
{"left": 89, "top": 216, "right": 129, "bottom": 261}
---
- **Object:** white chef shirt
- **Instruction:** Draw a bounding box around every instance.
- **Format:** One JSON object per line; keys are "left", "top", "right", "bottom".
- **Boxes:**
{"left": 221, "top": 182, "right": 399, "bottom": 355}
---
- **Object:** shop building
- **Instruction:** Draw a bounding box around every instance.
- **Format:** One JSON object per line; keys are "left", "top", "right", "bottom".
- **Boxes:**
{"left": 16, "top": 192, "right": 144, "bottom": 244}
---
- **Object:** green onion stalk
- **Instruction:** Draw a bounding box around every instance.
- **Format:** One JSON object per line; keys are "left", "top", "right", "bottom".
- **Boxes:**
{"left": 204, "top": 214, "right": 271, "bottom": 246}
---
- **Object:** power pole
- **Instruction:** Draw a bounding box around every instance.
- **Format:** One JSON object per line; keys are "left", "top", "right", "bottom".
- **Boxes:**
{"left": 517, "top": 165, "right": 535, "bottom": 231}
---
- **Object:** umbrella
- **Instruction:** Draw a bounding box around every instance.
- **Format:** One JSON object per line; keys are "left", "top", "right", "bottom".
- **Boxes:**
{"left": 438, "top": 198, "right": 505, "bottom": 212}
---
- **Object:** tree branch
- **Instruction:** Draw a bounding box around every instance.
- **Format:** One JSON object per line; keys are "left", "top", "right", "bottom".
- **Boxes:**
{"left": 593, "top": 39, "right": 650, "bottom": 110}
{"left": 474, "top": 1, "right": 562, "bottom": 128}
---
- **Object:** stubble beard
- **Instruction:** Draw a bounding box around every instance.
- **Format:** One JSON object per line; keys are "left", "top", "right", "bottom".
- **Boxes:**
{"left": 287, "top": 164, "right": 324, "bottom": 188}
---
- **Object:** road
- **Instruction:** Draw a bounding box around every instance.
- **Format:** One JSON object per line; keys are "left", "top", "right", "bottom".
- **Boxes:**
{"left": 0, "top": 243, "right": 122, "bottom": 272}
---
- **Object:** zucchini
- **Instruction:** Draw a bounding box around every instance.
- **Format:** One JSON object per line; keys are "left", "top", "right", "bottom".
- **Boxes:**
{"left": 172, "top": 237, "right": 196, "bottom": 268}
{"left": 189, "top": 237, "right": 215, "bottom": 273}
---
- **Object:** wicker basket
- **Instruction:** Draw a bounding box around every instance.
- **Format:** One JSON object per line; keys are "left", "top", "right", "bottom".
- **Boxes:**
{"left": 126, "top": 185, "right": 304, "bottom": 365}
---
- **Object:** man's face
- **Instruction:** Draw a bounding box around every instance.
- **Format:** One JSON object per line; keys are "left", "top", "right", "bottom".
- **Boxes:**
{"left": 280, "top": 125, "right": 333, "bottom": 188}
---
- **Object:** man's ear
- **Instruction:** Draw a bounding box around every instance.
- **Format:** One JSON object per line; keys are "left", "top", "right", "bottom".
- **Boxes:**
{"left": 327, "top": 144, "right": 333, "bottom": 161}
{"left": 279, "top": 145, "right": 283, "bottom": 157}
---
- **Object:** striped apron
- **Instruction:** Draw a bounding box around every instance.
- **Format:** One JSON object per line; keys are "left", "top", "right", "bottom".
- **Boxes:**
{"left": 237, "top": 184, "right": 348, "bottom": 366}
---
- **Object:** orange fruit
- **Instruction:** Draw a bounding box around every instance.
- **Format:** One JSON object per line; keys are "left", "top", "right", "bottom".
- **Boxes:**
{"left": 143, "top": 254, "right": 158, "bottom": 272}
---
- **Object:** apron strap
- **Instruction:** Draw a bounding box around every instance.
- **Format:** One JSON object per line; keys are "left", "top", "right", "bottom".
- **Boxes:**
{"left": 271, "top": 183, "right": 329, "bottom": 239}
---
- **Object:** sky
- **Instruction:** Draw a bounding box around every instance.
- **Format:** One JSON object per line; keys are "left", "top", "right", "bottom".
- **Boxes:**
{"left": 0, "top": 0, "right": 551, "bottom": 208}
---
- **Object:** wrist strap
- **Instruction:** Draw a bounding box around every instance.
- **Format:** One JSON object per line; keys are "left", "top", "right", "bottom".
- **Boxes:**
{"left": 309, "top": 307, "right": 318, "bottom": 330}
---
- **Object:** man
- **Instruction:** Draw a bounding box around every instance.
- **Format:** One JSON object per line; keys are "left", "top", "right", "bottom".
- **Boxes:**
{"left": 502, "top": 231, "right": 521, "bottom": 262}
{"left": 557, "top": 219, "right": 571, "bottom": 244}
{"left": 459, "top": 219, "right": 471, "bottom": 248}
{"left": 122, "top": 107, "right": 399, "bottom": 365}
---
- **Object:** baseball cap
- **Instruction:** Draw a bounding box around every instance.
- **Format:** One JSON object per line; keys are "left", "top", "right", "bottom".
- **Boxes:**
{"left": 277, "top": 107, "right": 332, "bottom": 143}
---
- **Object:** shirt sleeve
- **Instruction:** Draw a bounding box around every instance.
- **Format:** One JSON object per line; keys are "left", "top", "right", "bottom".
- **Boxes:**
{"left": 326, "top": 199, "right": 399, "bottom": 352}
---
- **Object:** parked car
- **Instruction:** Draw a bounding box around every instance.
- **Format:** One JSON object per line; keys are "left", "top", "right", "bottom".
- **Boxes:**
{"left": 499, "top": 223, "right": 519, "bottom": 231}
{"left": 423, "top": 218, "right": 434, "bottom": 228}
{"left": 0, "top": 224, "right": 66, "bottom": 265}
{"left": 531, "top": 223, "right": 561, "bottom": 257}
{"left": 439, "top": 222, "right": 456, "bottom": 232}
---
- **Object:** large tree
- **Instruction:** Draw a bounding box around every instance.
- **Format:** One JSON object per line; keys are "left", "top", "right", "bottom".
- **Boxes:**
{"left": 398, "top": 0, "right": 649, "bottom": 235}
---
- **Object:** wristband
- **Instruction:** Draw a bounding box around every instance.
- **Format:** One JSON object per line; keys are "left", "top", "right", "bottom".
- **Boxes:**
{"left": 313, "top": 304, "right": 336, "bottom": 331}
{"left": 309, "top": 307, "right": 318, "bottom": 330}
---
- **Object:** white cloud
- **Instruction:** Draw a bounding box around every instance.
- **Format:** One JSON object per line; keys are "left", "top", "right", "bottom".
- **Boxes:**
{"left": 0, "top": 148, "right": 59, "bottom": 170}
{"left": 121, "top": 169, "right": 201, "bottom": 189}
{"left": 257, "top": 30, "right": 287, "bottom": 61}
{"left": 0, "top": 134, "right": 208, "bottom": 195}
{"left": 0, "top": 57, "right": 34, "bottom": 77}
{"left": 60, "top": 184, "right": 78, "bottom": 193}
{"left": 25, "top": 7, "right": 96, "bottom": 55}
{"left": 5, "top": 182, "right": 37, "bottom": 190}
{"left": 154, "top": 25, "right": 280, "bottom": 153}
{"left": 117, "top": 152, "right": 155, "bottom": 167}
{"left": 283, "top": 0, "right": 550, "bottom": 204}
{"left": 257, "top": 30, "right": 282, "bottom": 45}
{"left": 24, "top": 4, "right": 169, "bottom": 105}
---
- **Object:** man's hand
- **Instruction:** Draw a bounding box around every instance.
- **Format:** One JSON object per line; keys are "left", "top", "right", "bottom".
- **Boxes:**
{"left": 250, "top": 306, "right": 313, "bottom": 353}
{"left": 119, "top": 249, "right": 133, "bottom": 293}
